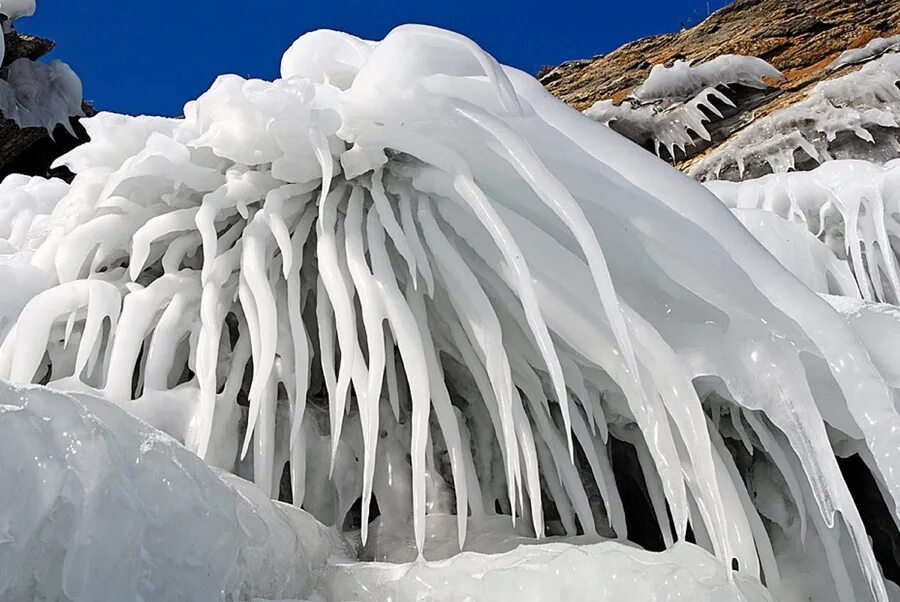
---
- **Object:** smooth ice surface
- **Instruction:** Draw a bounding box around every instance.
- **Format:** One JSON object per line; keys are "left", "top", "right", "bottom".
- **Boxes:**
{"left": 0, "top": 380, "right": 351, "bottom": 602}
{"left": 0, "top": 23, "right": 899, "bottom": 602}
{"left": 691, "top": 53, "right": 900, "bottom": 181}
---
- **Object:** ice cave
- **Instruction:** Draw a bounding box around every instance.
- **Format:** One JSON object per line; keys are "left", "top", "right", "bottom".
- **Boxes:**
{"left": 1, "top": 1, "right": 900, "bottom": 601}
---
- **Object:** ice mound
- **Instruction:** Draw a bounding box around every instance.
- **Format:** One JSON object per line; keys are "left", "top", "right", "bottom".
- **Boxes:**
{"left": 690, "top": 53, "right": 900, "bottom": 181}
{"left": 1, "top": 23, "right": 900, "bottom": 601}
{"left": 706, "top": 159, "right": 900, "bottom": 303}
{"left": 584, "top": 55, "right": 781, "bottom": 160}
{"left": 0, "top": 380, "right": 350, "bottom": 602}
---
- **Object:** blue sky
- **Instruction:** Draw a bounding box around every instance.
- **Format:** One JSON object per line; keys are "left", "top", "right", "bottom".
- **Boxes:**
{"left": 26, "top": 0, "right": 730, "bottom": 117}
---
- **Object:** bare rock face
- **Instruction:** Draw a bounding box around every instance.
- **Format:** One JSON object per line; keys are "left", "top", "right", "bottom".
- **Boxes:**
{"left": 539, "top": 0, "right": 900, "bottom": 175}
{"left": 0, "top": 28, "right": 92, "bottom": 181}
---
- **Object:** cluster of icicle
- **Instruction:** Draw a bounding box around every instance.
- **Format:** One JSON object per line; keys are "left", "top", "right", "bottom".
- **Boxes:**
{"left": 584, "top": 55, "right": 780, "bottom": 160}
{"left": 3, "top": 24, "right": 900, "bottom": 601}
{"left": 706, "top": 159, "right": 900, "bottom": 304}
{"left": 0, "top": 0, "right": 83, "bottom": 134}
{"left": 690, "top": 52, "right": 900, "bottom": 181}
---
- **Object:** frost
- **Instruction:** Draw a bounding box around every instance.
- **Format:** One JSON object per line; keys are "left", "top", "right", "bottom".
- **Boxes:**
{"left": 705, "top": 159, "right": 900, "bottom": 303}
{"left": 829, "top": 35, "right": 900, "bottom": 71}
{"left": 584, "top": 55, "right": 780, "bottom": 160}
{"left": 690, "top": 53, "right": 900, "bottom": 181}
{"left": 0, "top": 24, "right": 898, "bottom": 602}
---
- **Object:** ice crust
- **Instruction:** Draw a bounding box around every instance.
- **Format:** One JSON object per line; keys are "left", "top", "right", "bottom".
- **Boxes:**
{"left": 0, "top": 23, "right": 899, "bottom": 602}
{"left": 706, "top": 159, "right": 900, "bottom": 303}
{"left": 690, "top": 53, "right": 900, "bottom": 181}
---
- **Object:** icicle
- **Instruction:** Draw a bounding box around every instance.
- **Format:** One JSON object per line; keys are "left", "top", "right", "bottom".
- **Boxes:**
{"left": 365, "top": 204, "right": 432, "bottom": 554}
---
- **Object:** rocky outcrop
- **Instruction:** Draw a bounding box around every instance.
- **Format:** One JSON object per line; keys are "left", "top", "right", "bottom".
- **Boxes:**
{"left": 539, "top": 0, "right": 900, "bottom": 174}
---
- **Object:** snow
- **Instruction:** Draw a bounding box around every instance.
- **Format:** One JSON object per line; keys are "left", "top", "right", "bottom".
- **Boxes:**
{"left": 691, "top": 53, "right": 900, "bottom": 181}
{"left": 0, "top": 21, "right": 898, "bottom": 602}
{"left": 829, "top": 35, "right": 900, "bottom": 71}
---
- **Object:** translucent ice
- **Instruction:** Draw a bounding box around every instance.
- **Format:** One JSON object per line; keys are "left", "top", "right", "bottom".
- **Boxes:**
{"left": 0, "top": 381, "right": 351, "bottom": 602}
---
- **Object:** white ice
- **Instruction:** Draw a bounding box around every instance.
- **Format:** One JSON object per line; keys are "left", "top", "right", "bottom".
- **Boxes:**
{"left": 829, "top": 35, "right": 900, "bottom": 71}
{"left": 0, "top": 0, "right": 83, "bottom": 133}
{"left": 705, "top": 159, "right": 900, "bottom": 303}
{"left": 584, "top": 54, "right": 780, "bottom": 159}
{"left": 691, "top": 53, "right": 900, "bottom": 180}
{"left": 0, "top": 22, "right": 898, "bottom": 602}
{"left": 632, "top": 55, "right": 781, "bottom": 102}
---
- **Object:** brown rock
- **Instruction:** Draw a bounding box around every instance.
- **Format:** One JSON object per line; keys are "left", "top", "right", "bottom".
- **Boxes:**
{"left": 539, "top": 0, "right": 900, "bottom": 172}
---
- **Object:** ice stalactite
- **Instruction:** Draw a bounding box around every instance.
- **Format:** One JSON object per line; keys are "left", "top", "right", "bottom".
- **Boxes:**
{"left": 706, "top": 159, "right": 900, "bottom": 304}
{"left": 584, "top": 54, "right": 781, "bottom": 160}
{"left": 690, "top": 53, "right": 900, "bottom": 181}
{"left": 1, "top": 24, "right": 900, "bottom": 601}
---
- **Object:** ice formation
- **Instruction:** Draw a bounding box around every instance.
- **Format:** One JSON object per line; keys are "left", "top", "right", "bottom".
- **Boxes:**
{"left": 0, "top": 381, "right": 352, "bottom": 601}
{"left": 584, "top": 55, "right": 781, "bottom": 160}
{"left": 632, "top": 55, "right": 782, "bottom": 103}
{"left": 829, "top": 35, "right": 900, "bottom": 72}
{"left": 690, "top": 53, "right": 900, "bottom": 181}
{"left": 0, "top": 0, "right": 83, "bottom": 133}
{"left": 1, "top": 23, "right": 900, "bottom": 602}
{"left": 705, "top": 159, "right": 900, "bottom": 303}
{"left": 0, "top": 0, "right": 35, "bottom": 31}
